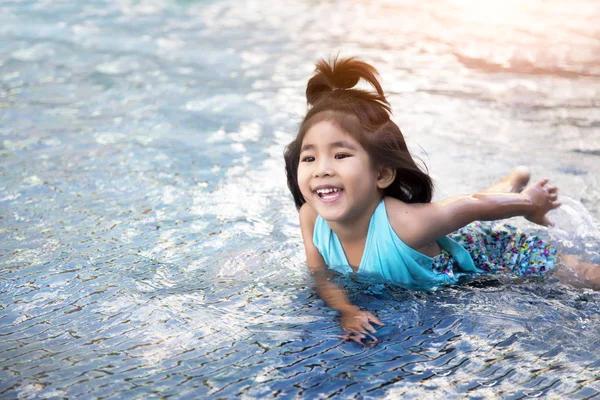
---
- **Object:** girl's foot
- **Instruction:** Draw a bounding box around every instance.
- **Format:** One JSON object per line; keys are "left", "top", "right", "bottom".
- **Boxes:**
{"left": 483, "top": 166, "right": 531, "bottom": 193}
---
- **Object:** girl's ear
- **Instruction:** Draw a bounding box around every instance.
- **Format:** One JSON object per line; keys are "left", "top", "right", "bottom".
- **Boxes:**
{"left": 377, "top": 167, "right": 396, "bottom": 189}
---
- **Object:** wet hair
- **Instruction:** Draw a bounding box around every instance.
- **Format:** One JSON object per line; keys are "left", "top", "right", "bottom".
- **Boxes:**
{"left": 284, "top": 56, "right": 433, "bottom": 210}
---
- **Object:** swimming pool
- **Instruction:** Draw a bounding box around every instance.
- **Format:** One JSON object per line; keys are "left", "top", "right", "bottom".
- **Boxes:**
{"left": 1, "top": 0, "right": 600, "bottom": 398}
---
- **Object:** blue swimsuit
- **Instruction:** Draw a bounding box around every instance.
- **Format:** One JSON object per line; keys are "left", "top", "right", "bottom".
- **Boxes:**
{"left": 313, "top": 198, "right": 557, "bottom": 290}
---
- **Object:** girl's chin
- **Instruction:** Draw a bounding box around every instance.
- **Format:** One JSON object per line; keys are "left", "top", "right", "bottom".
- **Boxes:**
{"left": 313, "top": 204, "right": 349, "bottom": 222}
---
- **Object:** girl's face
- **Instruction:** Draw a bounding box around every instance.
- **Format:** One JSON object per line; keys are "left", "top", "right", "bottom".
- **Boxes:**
{"left": 297, "top": 120, "right": 383, "bottom": 223}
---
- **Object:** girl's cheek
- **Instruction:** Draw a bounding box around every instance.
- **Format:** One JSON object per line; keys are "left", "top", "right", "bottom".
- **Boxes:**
{"left": 298, "top": 165, "right": 309, "bottom": 179}
{"left": 297, "top": 168, "right": 308, "bottom": 186}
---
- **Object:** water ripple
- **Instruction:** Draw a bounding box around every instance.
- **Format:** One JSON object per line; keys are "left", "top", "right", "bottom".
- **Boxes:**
{"left": 2, "top": 0, "right": 600, "bottom": 398}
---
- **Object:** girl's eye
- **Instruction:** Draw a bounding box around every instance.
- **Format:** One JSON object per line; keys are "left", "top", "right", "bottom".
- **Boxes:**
{"left": 335, "top": 153, "right": 350, "bottom": 160}
{"left": 301, "top": 156, "right": 315, "bottom": 162}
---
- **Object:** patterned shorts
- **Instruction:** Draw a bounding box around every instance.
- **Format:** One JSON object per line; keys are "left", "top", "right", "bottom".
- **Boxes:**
{"left": 432, "top": 221, "right": 558, "bottom": 278}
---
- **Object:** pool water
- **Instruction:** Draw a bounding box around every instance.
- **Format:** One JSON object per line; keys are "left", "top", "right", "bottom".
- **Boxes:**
{"left": 1, "top": 0, "right": 600, "bottom": 398}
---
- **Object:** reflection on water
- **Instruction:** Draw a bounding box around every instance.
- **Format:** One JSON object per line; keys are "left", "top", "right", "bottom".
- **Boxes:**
{"left": 1, "top": 0, "right": 600, "bottom": 398}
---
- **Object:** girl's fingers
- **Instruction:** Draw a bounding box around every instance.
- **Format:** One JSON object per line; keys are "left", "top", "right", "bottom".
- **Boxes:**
{"left": 343, "top": 313, "right": 384, "bottom": 340}
{"left": 340, "top": 332, "right": 378, "bottom": 346}
{"left": 538, "top": 178, "right": 550, "bottom": 187}
{"left": 351, "top": 336, "right": 364, "bottom": 345}
{"left": 345, "top": 330, "right": 365, "bottom": 338}
{"left": 365, "top": 332, "right": 378, "bottom": 343}
{"left": 340, "top": 333, "right": 365, "bottom": 345}
{"left": 355, "top": 322, "right": 372, "bottom": 335}
{"left": 356, "top": 319, "right": 376, "bottom": 334}
{"left": 352, "top": 326, "right": 367, "bottom": 335}
{"left": 367, "top": 313, "right": 384, "bottom": 326}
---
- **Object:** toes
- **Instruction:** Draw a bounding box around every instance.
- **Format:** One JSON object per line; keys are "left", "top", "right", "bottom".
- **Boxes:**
{"left": 510, "top": 166, "right": 531, "bottom": 192}
{"left": 512, "top": 166, "right": 531, "bottom": 182}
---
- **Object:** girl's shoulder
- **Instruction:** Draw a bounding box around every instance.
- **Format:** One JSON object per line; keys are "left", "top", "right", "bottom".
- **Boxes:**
{"left": 382, "top": 196, "right": 430, "bottom": 246}
{"left": 382, "top": 196, "right": 412, "bottom": 228}
{"left": 383, "top": 195, "right": 429, "bottom": 215}
{"left": 383, "top": 196, "right": 412, "bottom": 218}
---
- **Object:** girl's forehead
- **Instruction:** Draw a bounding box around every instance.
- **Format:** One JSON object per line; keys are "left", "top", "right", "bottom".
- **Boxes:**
{"left": 302, "top": 120, "right": 358, "bottom": 145}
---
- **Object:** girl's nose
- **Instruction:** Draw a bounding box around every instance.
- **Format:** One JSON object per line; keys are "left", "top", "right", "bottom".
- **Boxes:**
{"left": 314, "top": 160, "right": 334, "bottom": 178}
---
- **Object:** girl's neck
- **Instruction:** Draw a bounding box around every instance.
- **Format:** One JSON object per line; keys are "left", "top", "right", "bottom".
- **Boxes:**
{"left": 327, "top": 197, "right": 382, "bottom": 244}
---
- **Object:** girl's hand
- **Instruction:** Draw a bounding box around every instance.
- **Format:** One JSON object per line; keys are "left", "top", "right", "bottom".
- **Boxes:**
{"left": 522, "top": 178, "right": 561, "bottom": 227}
{"left": 339, "top": 307, "right": 384, "bottom": 344}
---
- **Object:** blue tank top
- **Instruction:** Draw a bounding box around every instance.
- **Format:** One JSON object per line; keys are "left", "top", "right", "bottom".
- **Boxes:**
{"left": 313, "top": 198, "right": 481, "bottom": 290}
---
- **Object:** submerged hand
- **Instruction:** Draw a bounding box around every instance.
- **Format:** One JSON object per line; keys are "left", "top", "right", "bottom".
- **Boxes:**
{"left": 339, "top": 307, "right": 384, "bottom": 345}
{"left": 522, "top": 178, "right": 561, "bottom": 227}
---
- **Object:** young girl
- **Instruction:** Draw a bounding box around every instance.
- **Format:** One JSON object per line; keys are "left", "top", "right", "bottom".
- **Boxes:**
{"left": 284, "top": 57, "right": 600, "bottom": 343}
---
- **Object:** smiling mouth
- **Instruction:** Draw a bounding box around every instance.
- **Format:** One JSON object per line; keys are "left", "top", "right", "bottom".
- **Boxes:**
{"left": 314, "top": 187, "right": 344, "bottom": 201}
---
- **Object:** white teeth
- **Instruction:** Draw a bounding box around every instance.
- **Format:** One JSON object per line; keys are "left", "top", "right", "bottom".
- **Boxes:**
{"left": 316, "top": 188, "right": 340, "bottom": 194}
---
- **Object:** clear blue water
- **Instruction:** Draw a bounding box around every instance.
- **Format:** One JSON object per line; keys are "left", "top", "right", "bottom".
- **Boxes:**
{"left": 1, "top": 0, "right": 600, "bottom": 398}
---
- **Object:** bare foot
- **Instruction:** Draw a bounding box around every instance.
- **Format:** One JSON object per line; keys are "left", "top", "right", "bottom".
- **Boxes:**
{"left": 483, "top": 166, "right": 531, "bottom": 193}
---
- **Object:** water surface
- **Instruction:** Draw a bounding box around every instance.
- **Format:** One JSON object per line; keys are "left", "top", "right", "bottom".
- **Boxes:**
{"left": 1, "top": 0, "right": 600, "bottom": 398}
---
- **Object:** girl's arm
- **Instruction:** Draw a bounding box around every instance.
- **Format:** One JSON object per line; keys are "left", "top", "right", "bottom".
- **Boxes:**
{"left": 389, "top": 179, "right": 560, "bottom": 249}
{"left": 299, "top": 204, "right": 383, "bottom": 338}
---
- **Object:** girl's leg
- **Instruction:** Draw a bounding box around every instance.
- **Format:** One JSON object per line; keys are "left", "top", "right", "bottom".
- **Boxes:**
{"left": 482, "top": 166, "right": 531, "bottom": 193}
{"left": 553, "top": 254, "right": 600, "bottom": 290}
{"left": 481, "top": 167, "right": 600, "bottom": 290}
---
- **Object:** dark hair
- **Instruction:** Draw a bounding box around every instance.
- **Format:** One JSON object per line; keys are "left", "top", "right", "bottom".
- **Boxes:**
{"left": 284, "top": 56, "right": 433, "bottom": 210}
